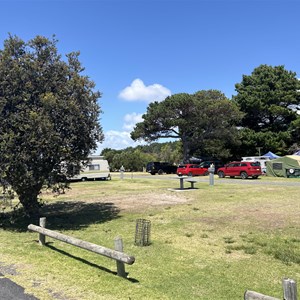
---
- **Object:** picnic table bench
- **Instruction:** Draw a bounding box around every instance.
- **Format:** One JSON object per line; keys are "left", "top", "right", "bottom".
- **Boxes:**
{"left": 176, "top": 176, "right": 198, "bottom": 190}
{"left": 185, "top": 178, "right": 198, "bottom": 189}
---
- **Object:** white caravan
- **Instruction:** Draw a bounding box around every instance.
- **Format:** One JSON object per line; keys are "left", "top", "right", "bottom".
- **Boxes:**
{"left": 242, "top": 156, "right": 270, "bottom": 173}
{"left": 70, "top": 155, "right": 111, "bottom": 181}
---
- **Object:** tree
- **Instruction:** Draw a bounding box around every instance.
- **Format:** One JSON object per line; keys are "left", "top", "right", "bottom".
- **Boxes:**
{"left": 233, "top": 64, "right": 300, "bottom": 155}
{"left": 136, "top": 141, "right": 181, "bottom": 164}
{"left": 131, "top": 90, "right": 243, "bottom": 162}
{"left": 131, "top": 93, "right": 194, "bottom": 161}
{"left": 190, "top": 90, "right": 243, "bottom": 159}
{"left": 101, "top": 147, "right": 157, "bottom": 171}
{"left": 0, "top": 35, "right": 103, "bottom": 216}
{"left": 100, "top": 148, "right": 120, "bottom": 171}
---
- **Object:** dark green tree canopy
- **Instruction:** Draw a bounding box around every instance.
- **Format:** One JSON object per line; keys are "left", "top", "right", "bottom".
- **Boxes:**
{"left": 233, "top": 64, "right": 300, "bottom": 155}
{"left": 191, "top": 90, "right": 243, "bottom": 159}
{"left": 131, "top": 90, "right": 242, "bottom": 161}
{"left": 0, "top": 35, "right": 103, "bottom": 216}
{"left": 233, "top": 64, "right": 300, "bottom": 131}
{"left": 131, "top": 93, "right": 194, "bottom": 141}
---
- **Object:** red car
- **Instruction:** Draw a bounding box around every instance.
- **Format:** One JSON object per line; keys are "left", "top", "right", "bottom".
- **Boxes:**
{"left": 177, "top": 164, "right": 209, "bottom": 177}
{"left": 217, "top": 161, "right": 262, "bottom": 179}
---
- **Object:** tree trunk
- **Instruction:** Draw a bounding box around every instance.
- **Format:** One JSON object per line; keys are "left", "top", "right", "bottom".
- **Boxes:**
{"left": 18, "top": 190, "right": 41, "bottom": 218}
{"left": 182, "top": 134, "right": 190, "bottom": 163}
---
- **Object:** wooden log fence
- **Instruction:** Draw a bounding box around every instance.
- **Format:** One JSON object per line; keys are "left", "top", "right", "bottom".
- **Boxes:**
{"left": 28, "top": 217, "right": 135, "bottom": 278}
{"left": 245, "top": 278, "right": 297, "bottom": 300}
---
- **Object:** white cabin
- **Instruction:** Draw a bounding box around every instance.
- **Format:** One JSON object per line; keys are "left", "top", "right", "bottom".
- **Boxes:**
{"left": 70, "top": 155, "right": 111, "bottom": 181}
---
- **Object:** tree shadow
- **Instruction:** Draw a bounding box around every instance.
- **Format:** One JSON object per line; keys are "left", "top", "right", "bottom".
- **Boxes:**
{"left": 41, "top": 201, "right": 121, "bottom": 231}
{"left": 0, "top": 201, "right": 121, "bottom": 232}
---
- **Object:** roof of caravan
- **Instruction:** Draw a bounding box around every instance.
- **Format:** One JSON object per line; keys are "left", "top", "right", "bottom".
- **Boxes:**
{"left": 286, "top": 155, "right": 300, "bottom": 162}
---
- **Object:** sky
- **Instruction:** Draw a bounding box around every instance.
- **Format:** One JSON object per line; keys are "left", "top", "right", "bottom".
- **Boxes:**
{"left": 1, "top": 0, "right": 300, "bottom": 154}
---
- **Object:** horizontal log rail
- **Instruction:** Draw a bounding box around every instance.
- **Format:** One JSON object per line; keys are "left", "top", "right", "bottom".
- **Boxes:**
{"left": 28, "top": 218, "right": 135, "bottom": 278}
{"left": 28, "top": 224, "right": 135, "bottom": 264}
{"left": 244, "top": 278, "right": 297, "bottom": 300}
{"left": 244, "top": 290, "right": 279, "bottom": 300}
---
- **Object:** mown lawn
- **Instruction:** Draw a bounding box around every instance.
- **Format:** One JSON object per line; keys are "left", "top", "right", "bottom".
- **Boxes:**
{"left": 0, "top": 174, "right": 299, "bottom": 300}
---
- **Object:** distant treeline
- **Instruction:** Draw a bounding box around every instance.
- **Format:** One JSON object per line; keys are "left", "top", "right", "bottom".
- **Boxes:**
{"left": 100, "top": 142, "right": 182, "bottom": 172}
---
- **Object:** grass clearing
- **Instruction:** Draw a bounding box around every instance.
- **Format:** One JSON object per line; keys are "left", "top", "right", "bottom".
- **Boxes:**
{"left": 0, "top": 174, "right": 299, "bottom": 299}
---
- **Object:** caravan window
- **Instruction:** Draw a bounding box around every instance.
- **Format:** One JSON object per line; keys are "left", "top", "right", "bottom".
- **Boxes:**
{"left": 273, "top": 163, "right": 283, "bottom": 170}
{"left": 88, "top": 164, "right": 100, "bottom": 171}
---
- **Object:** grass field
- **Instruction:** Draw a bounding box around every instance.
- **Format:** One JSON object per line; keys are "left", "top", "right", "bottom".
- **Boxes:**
{"left": 0, "top": 174, "right": 299, "bottom": 299}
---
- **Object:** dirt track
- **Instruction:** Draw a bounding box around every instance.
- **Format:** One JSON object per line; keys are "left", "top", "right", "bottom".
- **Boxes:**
{"left": 83, "top": 191, "right": 190, "bottom": 212}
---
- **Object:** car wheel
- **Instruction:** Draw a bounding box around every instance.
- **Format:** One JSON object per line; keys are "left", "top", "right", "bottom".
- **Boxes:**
{"left": 218, "top": 171, "right": 225, "bottom": 178}
{"left": 158, "top": 169, "right": 164, "bottom": 175}
{"left": 204, "top": 171, "right": 209, "bottom": 176}
{"left": 81, "top": 177, "right": 87, "bottom": 182}
{"left": 240, "top": 171, "right": 248, "bottom": 179}
{"left": 188, "top": 172, "right": 193, "bottom": 177}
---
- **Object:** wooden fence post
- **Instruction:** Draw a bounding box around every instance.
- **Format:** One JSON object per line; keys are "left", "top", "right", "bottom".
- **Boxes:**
{"left": 39, "top": 217, "right": 46, "bottom": 246}
{"left": 283, "top": 278, "right": 297, "bottom": 300}
{"left": 114, "top": 237, "right": 126, "bottom": 278}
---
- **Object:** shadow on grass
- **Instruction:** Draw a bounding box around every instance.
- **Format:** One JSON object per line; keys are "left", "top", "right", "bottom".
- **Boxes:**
{"left": 41, "top": 201, "right": 121, "bottom": 231}
{"left": 0, "top": 201, "right": 121, "bottom": 232}
{"left": 45, "top": 243, "right": 139, "bottom": 283}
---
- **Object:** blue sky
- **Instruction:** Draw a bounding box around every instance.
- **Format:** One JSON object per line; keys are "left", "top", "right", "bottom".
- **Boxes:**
{"left": 1, "top": 0, "right": 299, "bottom": 153}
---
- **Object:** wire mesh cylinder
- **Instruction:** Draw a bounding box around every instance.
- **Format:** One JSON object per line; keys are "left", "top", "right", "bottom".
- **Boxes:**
{"left": 135, "top": 219, "right": 151, "bottom": 246}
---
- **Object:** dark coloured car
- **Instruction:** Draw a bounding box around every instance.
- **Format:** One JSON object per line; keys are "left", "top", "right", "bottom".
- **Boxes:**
{"left": 198, "top": 160, "right": 224, "bottom": 172}
{"left": 146, "top": 162, "right": 177, "bottom": 175}
{"left": 177, "top": 164, "right": 209, "bottom": 177}
{"left": 217, "top": 161, "right": 262, "bottom": 179}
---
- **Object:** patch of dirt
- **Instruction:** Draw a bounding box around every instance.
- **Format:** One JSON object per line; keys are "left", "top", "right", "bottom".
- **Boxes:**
{"left": 234, "top": 203, "right": 300, "bottom": 230}
{"left": 82, "top": 192, "right": 190, "bottom": 212}
{"left": 195, "top": 202, "right": 300, "bottom": 231}
{"left": 0, "top": 262, "right": 18, "bottom": 276}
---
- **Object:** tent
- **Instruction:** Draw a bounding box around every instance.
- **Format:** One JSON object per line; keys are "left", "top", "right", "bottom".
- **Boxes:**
{"left": 263, "top": 151, "right": 280, "bottom": 160}
{"left": 266, "top": 155, "right": 300, "bottom": 178}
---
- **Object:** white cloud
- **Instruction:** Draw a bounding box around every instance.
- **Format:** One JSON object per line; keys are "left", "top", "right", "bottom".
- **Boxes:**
{"left": 95, "top": 113, "right": 145, "bottom": 153}
{"left": 119, "top": 78, "right": 171, "bottom": 103}
{"left": 96, "top": 130, "right": 146, "bottom": 153}
{"left": 122, "top": 112, "right": 143, "bottom": 131}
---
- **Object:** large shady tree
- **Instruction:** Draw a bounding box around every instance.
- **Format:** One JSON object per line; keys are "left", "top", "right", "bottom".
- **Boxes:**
{"left": 233, "top": 64, "right": 300, "bottom": 155}
{"left": 131, "top": 90, "right": 242, "bottom": 162}
{"left": 0, "top": 35, "right": 103, "bottom": 216}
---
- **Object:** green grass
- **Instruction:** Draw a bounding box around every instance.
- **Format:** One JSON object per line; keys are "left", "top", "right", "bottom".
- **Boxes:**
{"left": 0, "top": 175, "right": 299, "bottom": 299}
